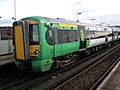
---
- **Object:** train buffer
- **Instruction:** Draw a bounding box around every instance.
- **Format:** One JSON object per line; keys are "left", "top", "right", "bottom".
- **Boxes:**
{"left": 0, "top": 55, "right": 14, "bottom": 66}
{"left": 97, "top": 61, "right": 120, "bottom": 90}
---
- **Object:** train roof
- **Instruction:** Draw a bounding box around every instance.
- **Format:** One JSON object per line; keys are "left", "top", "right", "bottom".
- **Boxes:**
{"left": 109, "top": 26, "right": 120, "bottom": 31}
{"left": 22, "top": 16, "right": 105, "bottom": 27}
{"left": 45, "top": 17, "right": 80, "bottom": 25}
{"left": 44, "top": 17, "right": 111, "bottom": 29}
{"left": 22, "top": 16, "right": 114, "bottom": 30}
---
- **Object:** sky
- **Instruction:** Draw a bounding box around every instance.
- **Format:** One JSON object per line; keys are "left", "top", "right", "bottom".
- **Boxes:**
{"left": 0, "top": 0, "right": 120, "bottom": 26}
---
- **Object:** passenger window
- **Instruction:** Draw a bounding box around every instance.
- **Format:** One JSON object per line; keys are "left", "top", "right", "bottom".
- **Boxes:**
{"left": 46, "top": 29, "right": 79, "bottom": 45}
{"left": 53, "top": 29, "right": 59, "bottom": 44}
{"left": 67, "top": 30, "right": 78, "bottom": 42}
{"left": 60, "top": 30, "right": 69, "bottom": 43}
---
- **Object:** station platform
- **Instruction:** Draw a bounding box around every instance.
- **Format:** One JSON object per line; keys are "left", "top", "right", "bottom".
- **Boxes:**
{"left": 0, "top": 55, "right": 14, "bottom": 65}
{"left": 97, "top": 61, "right": 120, "bottom": 90}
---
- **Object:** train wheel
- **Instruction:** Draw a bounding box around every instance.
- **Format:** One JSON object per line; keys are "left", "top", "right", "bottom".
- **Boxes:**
{"left": 86, "top": 49, "right": 91, "bottom": 54}
{"left": 108, "top": 42, "right": 112, "bottom": 47}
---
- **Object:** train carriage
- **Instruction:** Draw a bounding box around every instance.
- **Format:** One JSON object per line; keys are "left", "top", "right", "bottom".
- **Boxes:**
{"left": 13, "top": 16, "right": 119, "bottom": 72}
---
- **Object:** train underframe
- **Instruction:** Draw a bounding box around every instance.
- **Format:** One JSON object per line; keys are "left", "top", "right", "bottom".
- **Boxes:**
{"left": 15, "top": 40, "right": 117, "bottom": 72}
{"left": 51, "top": 41, "right": 115, "bottom": 70}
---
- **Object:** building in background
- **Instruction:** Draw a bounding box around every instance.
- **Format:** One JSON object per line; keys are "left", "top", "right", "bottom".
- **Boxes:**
{"left": 0, "top": 27, "right": 13, "bottom": 40}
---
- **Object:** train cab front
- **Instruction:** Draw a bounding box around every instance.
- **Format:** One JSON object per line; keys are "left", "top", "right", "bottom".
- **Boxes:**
{"left": 13, "top": 20, "right": 40, "bottom": 72}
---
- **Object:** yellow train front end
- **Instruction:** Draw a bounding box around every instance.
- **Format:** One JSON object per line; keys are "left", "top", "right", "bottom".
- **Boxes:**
{"left": 13, "top": 20, "right": 40, "bottom": 71}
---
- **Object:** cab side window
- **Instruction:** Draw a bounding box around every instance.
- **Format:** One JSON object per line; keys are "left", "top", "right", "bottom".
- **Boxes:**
{"left": 46, "top": 29, "right": 54, "bottom": 45}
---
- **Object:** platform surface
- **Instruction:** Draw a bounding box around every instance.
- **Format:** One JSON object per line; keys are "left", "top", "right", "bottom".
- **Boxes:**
{"left": 97, "top": 61, "right": 120, "bottom": 90}
{"left": 0, "top": 55, "right": 14, "bottom": 65}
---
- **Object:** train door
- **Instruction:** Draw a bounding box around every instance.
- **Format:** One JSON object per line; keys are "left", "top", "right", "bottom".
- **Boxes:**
{"left": 78, "top": 26, "right": 86, "bottom": 49}
{"left": 0, "top": 31, "right": 1, "bottom": 40}
{"left": 53, "top": 28, "right": 62, "bottom": 57}
{"left": 13, "top": 21, "right": 29, "bottom": 60}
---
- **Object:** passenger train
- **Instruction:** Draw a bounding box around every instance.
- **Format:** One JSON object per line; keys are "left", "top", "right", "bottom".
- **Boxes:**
{"left": 13, "top": 16, "right": 120, "bottom": 72}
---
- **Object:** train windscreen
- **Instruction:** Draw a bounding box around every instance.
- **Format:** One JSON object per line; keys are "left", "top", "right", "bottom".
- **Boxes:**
{"left": 29, "top": 24, "right": 39, "bottom": 45}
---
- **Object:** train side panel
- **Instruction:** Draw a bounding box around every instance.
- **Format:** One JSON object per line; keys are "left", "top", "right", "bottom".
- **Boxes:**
{"left": 58, "top": 24, "right": 80, "bottom": 56}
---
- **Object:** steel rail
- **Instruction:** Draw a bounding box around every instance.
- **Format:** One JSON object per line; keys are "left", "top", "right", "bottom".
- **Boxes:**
{"left": 90, "top": 57, "right": 120, "bottom": 90}
{"left": 27, "top": 42, "right": 120, "bottom": 90}
{"left": 1, "top": 42, "right": 120, "bottom": 90}
{"left": 53, "top": 43, "right": 120, "bottom": 90}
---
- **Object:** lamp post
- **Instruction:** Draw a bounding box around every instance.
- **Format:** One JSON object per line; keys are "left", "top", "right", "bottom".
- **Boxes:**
{"left": 90, "top": 19, "right": 96, "bottom": 24}
{"left": 100, "top": 22, "right": 105, "bottom": 26}
{"left": 77, "top": 12, "right": 81, "bottom": 22}
{"left": 106, "top": 24, "right": 110, "bottom": 26}
{"left": 12, "top": 0, "right": 16, "bottom": 20}
{"left": 0, "top": 16, "right": 1, "bottom": 40}
{"left": 0, "top": 16, "right": 2, "bottom": 26}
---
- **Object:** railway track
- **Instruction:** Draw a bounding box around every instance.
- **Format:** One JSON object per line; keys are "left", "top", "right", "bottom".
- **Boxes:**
{"left": 56, "top": 42, "right": 120, "bottom": 90}
{"left": 90, "top": 57, "right": 120, "bottom": 90}
{"left": 0, "top": 42, "right": 120, "bottom": 90}
{"left": 0, "top": 54, "right": 14, "bottom": 66}
{"left": 0, "top": 63, "right": 39, "bottom": 90}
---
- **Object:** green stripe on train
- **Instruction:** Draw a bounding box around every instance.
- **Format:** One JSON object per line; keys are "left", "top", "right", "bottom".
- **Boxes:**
{"left": 86, "top": 40, "right": 90, "bottom": 48}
